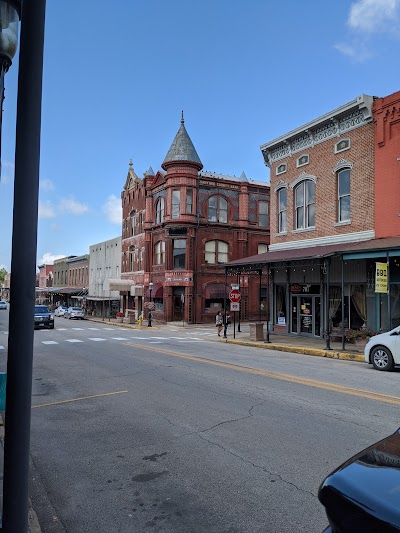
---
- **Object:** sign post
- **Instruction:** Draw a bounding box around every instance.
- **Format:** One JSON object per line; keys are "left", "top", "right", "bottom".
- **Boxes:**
{"left": 229, "top": 290, "right": 241, "bottom": 339}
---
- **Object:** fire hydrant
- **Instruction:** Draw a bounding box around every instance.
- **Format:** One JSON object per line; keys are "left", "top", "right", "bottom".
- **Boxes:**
{"left": 138, "top": 313, "right": 143, "bottom": 327}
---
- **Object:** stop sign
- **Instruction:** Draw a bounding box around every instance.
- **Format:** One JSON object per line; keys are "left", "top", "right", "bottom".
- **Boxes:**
{"left": 229, "top": 289, "right": 241, "bottom": 303}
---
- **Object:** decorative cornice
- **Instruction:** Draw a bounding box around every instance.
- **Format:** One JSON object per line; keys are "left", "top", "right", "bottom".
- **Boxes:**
{"left": 261, "top": 94, "right": 374, "bottom": 167}
{"left": 274, "top": 179, "right": 288, "bottom": 192}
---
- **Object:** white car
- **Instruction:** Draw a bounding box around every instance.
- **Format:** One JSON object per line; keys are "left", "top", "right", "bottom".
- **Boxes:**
{"left": 65, "top": 307, "right": 85, "bottom": 320}
{"left": 55, "top": 305, "right": 68, "bottom": 317}
{"left": 364, "top": 325, "right": 400, "bottom": 371}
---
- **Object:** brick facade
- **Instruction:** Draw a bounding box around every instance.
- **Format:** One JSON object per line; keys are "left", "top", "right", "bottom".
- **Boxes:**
{"left": 373, "top": 90, "right": 400, "bottom": 238}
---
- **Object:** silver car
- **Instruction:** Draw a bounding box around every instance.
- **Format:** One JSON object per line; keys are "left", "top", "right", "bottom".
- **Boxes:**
{"left": 65, "top": 307, "right": 85, "bottom": 320}
{"left": 0, "top": 301, "right": 7, "bottom": 310}
{"left": 55, "top": 305, "right": 68, "bottom": 317}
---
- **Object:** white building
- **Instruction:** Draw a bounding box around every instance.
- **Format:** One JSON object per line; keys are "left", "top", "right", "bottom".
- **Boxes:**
{"left": 87, "top": 236, "right": 121, "bottom": 316}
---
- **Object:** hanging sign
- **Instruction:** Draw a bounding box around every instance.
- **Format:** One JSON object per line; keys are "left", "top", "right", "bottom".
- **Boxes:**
{"left": 375, "top": 262, "right": 388, "bottom": 293}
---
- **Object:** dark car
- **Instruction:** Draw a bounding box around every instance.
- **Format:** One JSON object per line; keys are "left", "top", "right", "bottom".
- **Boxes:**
{"left": 318, "top": 428, "right": 400, "bottom": 532}
{"left": 34, "top": 305, "right": 54, "bottom": 329}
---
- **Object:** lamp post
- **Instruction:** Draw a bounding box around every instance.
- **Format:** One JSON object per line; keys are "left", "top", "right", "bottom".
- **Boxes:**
{"left": 148, "top": 281, "right": 153, "bottom": 327}
{"left": 3, "top": 1, "right": 46, "bottom": 531}
{"left": 0, "top": 0, "right": 20, "bottom": 180}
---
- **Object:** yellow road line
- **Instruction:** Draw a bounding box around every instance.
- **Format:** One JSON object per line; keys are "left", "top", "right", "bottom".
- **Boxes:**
{"left": 125, "top": 343, "right": 400, "bottom": 406}
{"left": 32, "top": 390, "right": 128, "bottom": 409}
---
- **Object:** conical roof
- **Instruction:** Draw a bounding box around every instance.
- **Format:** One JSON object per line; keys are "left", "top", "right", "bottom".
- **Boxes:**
{"left": 162, "top": 113, "right": 202, "bottom": 169}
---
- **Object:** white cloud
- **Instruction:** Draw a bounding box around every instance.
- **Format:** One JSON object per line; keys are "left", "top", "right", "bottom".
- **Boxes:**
{"left": 102, "top": 194, "right": 122, "bottom": 225}
{"left": 333, "top": 42, "right": 373, "bottom": 62}
{"left": 59, "top": 196, "right": 89, "bottom": 215}
{"left": 348, "top": 0, "right": 399, "bottom": 33}
{"left": 38, "top": 200, "right": 56, "bottom": 219}
{"left": 40, "top": 179, "right": 55, "bottom": 192}
{"left": 37, "top": 252, "right": 66, "bottom": 265}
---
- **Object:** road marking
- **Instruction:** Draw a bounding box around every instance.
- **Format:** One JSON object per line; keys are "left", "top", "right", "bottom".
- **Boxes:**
{"left": 1, "top": 331, "right": 8, "bottom": 335}
{"left": 42, "top": 341, "right": 59, "bottom": 345}
{"left": 72, "top": 328, "right": 84, "bottom": 330}
{"left": 32, "top": 390, "right": 129, "bottom": 409}
{"left": 149, "top": 336, "right": 169, "bottom": 340}
{"left": 88, "top": 328, "right": 100, "bottom": 330}
{"left": 57, "top": 328, "right": 67, "bottom": 331}
{"left": 111, "top": 337, "right": 129, "bottom": 341}
{"left": 130, "top": 336, "right": 147, "bottom": 340}
{"left": 88, "top": 338, "right": 106, "bottom": 342}
{"left": 124, "top": 343, "right": 400, "bottom": 406}
{"left": 65, "top": 339, "right": 83, "bottom": 343}
{"left": 0, "top": 346, "right": 4, "bottom": 349}
{"left": 102, "top": 328, "right": 116, "bottom": 331}
{"left": 149, "top": 341, "right": 163, "bottom": 344}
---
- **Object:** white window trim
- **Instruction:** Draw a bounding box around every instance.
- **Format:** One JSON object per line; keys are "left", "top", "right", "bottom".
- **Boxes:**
{"left": 296, "top": 154, "right": 309, "bottom": 168}
{"left": 334, "top": 138, "right": 351, "bottom": 154}
{"left": 276, "top": 163, "right": 287, "bottom": 176}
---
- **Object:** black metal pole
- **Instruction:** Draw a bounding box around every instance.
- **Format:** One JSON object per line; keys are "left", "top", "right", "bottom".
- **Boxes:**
{"left": 148, "top": 289, "right": 152, "bottom": 327}
{"left": 259, "top": 270, "right": 262, "bottom": 322}
{"left": 341, "top": 256, "right": 345, "bottom": 351}
{"left": 325, "top": 258, "right": 332, "bottom": 350}
{"left": 3, "top": 1, "right": 46, "bottom": 531}
{"left": 223, "top": 269, "right": 228, "bottom": 338}
{"left": 237, "top": 273, "right": 241, "bottom": 332}
{"left": 265, "top": 265, "right": 271, "bottom": 343}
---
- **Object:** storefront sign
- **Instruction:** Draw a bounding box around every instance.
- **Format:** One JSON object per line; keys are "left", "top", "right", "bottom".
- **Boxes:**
{"left": 277, "top": 316, "right": 286, "bottom": 325}
{"left": 375, "top": 262, "right": 388, "bottom": 293}
{"left": 290, "top": 284, "right": 320, "bottom": 294}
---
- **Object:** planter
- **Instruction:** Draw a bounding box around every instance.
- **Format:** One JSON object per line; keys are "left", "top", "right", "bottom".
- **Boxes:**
{"left": 115, "top": 317, "right": 123, "bottom": 323}
{"left": 354, "top": 338, "right": 369, "bottom": 350}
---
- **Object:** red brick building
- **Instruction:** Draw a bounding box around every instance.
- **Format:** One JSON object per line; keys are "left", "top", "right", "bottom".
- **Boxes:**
{"left": 113, "top": 115, "right": 270, "bottom": 323}
{"left": 228, "top": 92, "right": 400, "bottom": 342}
{"left": 373, "top": 90, "right": 400, "bottom": 238}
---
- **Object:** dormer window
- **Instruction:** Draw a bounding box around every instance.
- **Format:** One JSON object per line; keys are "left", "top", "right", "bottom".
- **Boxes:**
{"left": 296, "top": 154, "right": 309, "bottom": 168}
{"left": 334, "top": 138, "right": 350, "bottom": 154}
{"left": 276, "top": 163, "right": 287, "bottom": 175}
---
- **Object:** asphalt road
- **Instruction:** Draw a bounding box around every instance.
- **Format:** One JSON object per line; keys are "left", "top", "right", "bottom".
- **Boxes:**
{"left": 1, "top": 312, "right": 400, "bottom": 532}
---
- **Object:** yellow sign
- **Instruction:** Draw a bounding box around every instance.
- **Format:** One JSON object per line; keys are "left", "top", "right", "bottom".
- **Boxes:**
{"left": 375, "top": 262, "right": 388, "bottom": 293}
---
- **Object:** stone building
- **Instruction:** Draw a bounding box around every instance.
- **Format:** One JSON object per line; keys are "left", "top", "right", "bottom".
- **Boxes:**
{"left": 110, "top": 115, "right": 270, "bottom": 323}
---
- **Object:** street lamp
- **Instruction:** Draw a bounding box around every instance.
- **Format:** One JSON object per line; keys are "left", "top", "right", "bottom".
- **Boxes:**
{"left": 148, "top": 281, "right": 153, "bottom": 327}
{"left": 0, "top": 0, "right": 20, "bottom": 177}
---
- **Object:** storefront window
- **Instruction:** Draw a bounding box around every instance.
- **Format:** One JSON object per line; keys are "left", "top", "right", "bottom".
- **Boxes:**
{"left": 173, "top": 239, "right": 186, "bottom": 269}
{"left": 275, "top": 285, "right": 287, "bottom": 325}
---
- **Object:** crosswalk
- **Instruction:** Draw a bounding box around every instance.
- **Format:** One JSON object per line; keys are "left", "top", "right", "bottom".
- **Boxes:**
{"left": 0, "top": 327, "right": 219, "bottom": 348}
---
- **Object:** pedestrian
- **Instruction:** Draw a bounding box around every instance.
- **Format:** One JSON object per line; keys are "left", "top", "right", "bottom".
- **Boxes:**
{"left": 148, "top": 310, "right": 153, "bottom": 327}
{"left": 216, "top": 311, "right": 223, "bottom": 336}
{"left": 226, "top": 314, "right": 231, "bottom": 326}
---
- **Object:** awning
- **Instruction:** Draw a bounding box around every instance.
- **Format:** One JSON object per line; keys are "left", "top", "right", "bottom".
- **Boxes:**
{"left": 104, "top": 278, "right": 133, "bottom": 292}
{"left": 49, "top": 287, "right": 87, "bottom": 295}
{"left": 205, "top": 283, "right": 229, "bottom": 299}
{"left": 146, "top": 283, "right": 163, "bottom": 298}
{"left": 85, "top": 296, "right": 120, "bottom": 301}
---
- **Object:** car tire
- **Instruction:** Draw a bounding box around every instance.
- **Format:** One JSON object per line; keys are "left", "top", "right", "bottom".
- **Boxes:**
{"left": 371, "top": 345, "right": 394, "bottom": 371}
{"left": 49, "top": 325, "right": 54, "bottom": 329}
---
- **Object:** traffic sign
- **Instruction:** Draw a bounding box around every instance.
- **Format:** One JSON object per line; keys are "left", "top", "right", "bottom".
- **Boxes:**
{"left": 230, "top": 302, "right": 240, "bottom": 312}
{"left": 229, "top": 289, "right": 241, "bottom": 303}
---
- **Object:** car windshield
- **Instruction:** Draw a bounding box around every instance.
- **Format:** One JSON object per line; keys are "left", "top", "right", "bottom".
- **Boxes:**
{"left": 35, "top": 306, "right": 49, "bottom": 313}
{"left": 71, "top": 308, "right": 82, "bottom": 311}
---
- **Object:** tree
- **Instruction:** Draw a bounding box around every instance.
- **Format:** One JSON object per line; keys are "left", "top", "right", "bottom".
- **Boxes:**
{"left": 0, "top": 268, "right": 8, "bottom": 286}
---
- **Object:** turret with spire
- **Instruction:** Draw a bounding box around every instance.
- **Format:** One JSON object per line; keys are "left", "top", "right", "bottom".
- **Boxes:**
{"left": 162, "top": 112, "right": 203, "bottom": 171}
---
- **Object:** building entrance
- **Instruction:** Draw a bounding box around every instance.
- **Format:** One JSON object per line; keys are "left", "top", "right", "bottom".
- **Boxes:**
{"left": 291, "top": 295, "right": 321, "bottom": 337}
{"left": 173, "top": 287, "right": 184, "bottom": 321}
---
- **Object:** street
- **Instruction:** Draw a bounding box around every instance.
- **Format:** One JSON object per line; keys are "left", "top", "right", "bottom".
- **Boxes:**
{"left": 1, "top": 312, "right": 400, "bottom": 532}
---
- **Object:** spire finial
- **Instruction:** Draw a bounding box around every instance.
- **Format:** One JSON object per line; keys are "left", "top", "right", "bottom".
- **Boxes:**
{"left": 181, "top": 110, "right": 184, "bottom": 124}
{"left": 129, "top": 159, "right": 133, "bottom": 168}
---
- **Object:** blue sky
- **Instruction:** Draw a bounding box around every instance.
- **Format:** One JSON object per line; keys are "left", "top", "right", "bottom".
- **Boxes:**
{"left": 0, "top": 0, "right": 399, "bottom": 271}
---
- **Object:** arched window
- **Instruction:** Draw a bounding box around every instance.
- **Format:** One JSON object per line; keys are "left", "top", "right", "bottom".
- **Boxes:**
{"left": 208, "top": 196, "right": 228, "bottom": 223}
{"left": 205, "top": 240, "right": 228, "bottom": 264}
{"left": 294, "top": 180, "right": 315, "bottom": 229}
{"left": 155, "top": 198, "right": 165, "bottom": 224}
{"left": 130, "top": 210, "right": 136, "bottom": 236}
{"left": 129, "top": 245, "right": 135, "bottom": 271}
{"left": 278, "top": 188, "right": 287, "bottom": 233}
{"left": 337, "top": 168, "right": 350, "bottom": 222}
{"left": 155, "top": 241, "right": 165, "bottom": 265}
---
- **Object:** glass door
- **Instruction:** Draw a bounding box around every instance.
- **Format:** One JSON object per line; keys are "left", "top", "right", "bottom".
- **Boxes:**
{"left": 300, "top": 296, "right": 313, "bottom": 335}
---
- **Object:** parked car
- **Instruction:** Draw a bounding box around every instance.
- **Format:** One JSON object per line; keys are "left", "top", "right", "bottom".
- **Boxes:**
{"left": 318, "top": 428, "right": 400, "bottom": 532}
{"left": 0, "top": 301, "right": 7, "bottom": 310}
{"left": 54, "top": 305, "right": 68, "bottom": 317}
{"left": 364, "top": 325, "right": 400, "bottom": 371}
{"left": 34, "top": 305, "right": 54, "bottom": 329}
{"left": 64, "top": 307, "right": 85, "bottom": 320}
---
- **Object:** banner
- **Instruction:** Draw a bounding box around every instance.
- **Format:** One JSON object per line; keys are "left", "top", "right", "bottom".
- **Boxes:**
{"left": 375, "top": 262, "right": 388, "bottom": 293}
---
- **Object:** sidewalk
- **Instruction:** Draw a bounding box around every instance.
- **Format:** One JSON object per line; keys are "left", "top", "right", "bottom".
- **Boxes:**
{"left": 85, "top": 316, "right": 365, "bottom": 363}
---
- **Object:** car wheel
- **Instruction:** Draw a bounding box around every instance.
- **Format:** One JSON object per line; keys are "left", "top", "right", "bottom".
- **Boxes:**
{"left": 371, "top": 345, "right": 394, "bottom": 371}
{"left": 49, "top": 325, "right": 54, "bottom": 329}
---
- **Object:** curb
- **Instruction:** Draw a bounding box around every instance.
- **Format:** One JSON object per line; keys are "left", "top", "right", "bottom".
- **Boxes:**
{"left": 223, "top": 339, "right": 365, "bottom": 362}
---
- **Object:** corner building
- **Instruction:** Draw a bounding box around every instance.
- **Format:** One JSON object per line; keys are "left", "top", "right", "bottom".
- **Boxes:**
{"left": 227, "top": 92, "right": 400, "bottom": 341}
{"left": 117, "top": 116, "right": 270, "bottom": 323}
